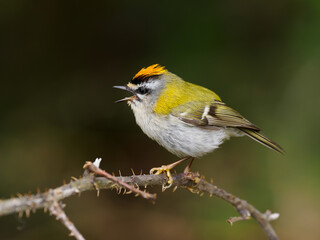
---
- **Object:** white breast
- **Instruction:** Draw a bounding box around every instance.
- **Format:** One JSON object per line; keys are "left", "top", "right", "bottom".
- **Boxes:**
{"left": 130, "top": 102, "right": 230, "bottom": 158}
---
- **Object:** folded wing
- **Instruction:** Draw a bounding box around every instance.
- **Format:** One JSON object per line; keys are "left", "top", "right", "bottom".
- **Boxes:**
{"left": 170, "top": 100, "right": 284, "bottom": 154}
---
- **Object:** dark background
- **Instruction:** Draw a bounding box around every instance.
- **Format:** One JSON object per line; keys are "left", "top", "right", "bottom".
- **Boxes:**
{"left": 0, "top": 1, "right": 319, "bottom": 239}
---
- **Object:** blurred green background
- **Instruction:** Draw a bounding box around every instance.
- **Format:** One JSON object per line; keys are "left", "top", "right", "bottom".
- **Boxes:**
{"left": 0, "top": 1, "right": 319, "bottom": 239}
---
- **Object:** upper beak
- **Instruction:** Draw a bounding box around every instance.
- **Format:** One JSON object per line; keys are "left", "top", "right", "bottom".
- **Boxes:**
{"left": 113, "top": 85, "right": 138, "bottom": 103}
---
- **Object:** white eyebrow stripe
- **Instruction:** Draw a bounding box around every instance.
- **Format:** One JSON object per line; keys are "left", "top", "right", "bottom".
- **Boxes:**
{"left": 201, "top": 105, "right": 210, "bottom": 120}
{"left": 143, "top": 80, "right": 162, "bottom": 89}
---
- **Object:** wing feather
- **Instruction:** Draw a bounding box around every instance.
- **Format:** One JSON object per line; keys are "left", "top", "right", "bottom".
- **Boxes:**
{"left": 170, "top": 100, "right": 284, "bottom": 154}
{"left": 171, "top": 100, "right": 259, "bottom": 130}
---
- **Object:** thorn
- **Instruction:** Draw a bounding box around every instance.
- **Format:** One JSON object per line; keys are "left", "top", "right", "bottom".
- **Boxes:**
{"left": 125, "top": 190, "right": 132, "bottom": 195}
{"left": 131, "top": 168, "right": 135, "bottom": 175}
{"left": 172, "top": 186, "right": 178, "bottom": 192}
{"left": 93, "top": 182, "right": 100, "bottom": 197}
{"left": 18, "top": 211, "right": 23, "bottom": 218}
{"left": 187, "top": 187, "right": 199, "bottom": 194}
{"left": 134, "top": 193, "right": 139, "bottom": 197}
{"left": 210, "top": 178, "right": 213, "bottom": 183}
{"left": 210, "top": 193, "right": 213, "bottom": 197}
{"left": 112, "top": 172, "right": 115, "bottom": 177}
{"left": 227, "top": 219, "right": 234, "bottom": 226}
{"left": 83, "top": 161, "right": 92, "bottom": 169}
{"left": 63, "top": 179, "right": 66, "bottom": 185}
{"left": 25, "top": 209, "right": 30, "bottom": 218}
{"left": 36, "top": 187, "right": 41, "bottom": 194}
{"left": 71, "top": 176, "right": 78, "bottom": 181}
{"left": 44, "top": 207, "right": 47, "bottom": 213}
{"left": 140, "top": 169, "right": 142, "bottom": 175}
{"left": 200, "top": 192, "right": 204, "bottom": 197}
{"left": 118, "top": 169, "right": 122, "bottom": 176}
{"left": 16, "top": 193, "right": 23, "bottom": 198}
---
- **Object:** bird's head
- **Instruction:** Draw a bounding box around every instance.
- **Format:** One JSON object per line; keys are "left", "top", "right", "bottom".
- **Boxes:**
{"left": 114, "top": 64, "right": 169, "bottom": 110}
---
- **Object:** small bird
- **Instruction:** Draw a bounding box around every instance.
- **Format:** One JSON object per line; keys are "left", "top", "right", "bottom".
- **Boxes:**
{"left": 114, "top": 64, "right": 284, "bottom": 186}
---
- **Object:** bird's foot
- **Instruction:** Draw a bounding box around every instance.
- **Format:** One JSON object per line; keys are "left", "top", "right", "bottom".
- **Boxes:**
{"left": 150, "top": 157, "right": 189, "bottom": 188}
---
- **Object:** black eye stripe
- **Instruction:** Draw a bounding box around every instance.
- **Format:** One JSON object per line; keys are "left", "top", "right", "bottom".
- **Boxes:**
{"left": 136, "top": 86, "right": 149, "bottom": 95}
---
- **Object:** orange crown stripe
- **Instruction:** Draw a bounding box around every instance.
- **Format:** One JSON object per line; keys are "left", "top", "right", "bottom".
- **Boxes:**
{"left": 133, "top": 64, "right": 167, "bottom": 79}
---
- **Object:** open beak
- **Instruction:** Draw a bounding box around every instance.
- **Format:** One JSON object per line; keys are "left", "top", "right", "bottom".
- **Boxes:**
{"left": 113, "top": 85, "right": 139, "bottom": 103}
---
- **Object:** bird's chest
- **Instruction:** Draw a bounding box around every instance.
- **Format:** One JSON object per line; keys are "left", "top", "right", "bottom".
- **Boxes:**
{"left": 131, "top": 104, "right": 228, "bottom": 158}
{"left": 131, "top": 105, "right": 167, "bottom": 140}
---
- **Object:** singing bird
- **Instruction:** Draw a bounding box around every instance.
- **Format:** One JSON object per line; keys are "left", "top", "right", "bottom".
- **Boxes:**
{"left": 114, "top": 64, "right": 284, "bottom": 186}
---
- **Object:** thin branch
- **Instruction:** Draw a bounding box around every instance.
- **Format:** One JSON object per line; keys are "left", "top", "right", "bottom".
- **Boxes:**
{"left": 49, "top": 201, "right": 85, "bottom": 240}
{"left": 192, "top": 178, "right": 279, "bottom": 240}
{"left": 83, "top": 161, "right": 156, "bottom": 201}
{"left": 0, "top": 163, "right": 279, "bottom": 240}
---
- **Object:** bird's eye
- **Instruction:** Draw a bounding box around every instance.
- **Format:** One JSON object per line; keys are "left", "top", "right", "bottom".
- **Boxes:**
{"left": 136, "top": 86, "right": 149, "bottom": 95}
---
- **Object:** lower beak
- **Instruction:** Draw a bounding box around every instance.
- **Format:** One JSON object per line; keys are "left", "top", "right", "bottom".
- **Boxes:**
{"left": 114, "top": 95, "right": 138, "bottom": 103}
{"left": 113, "top": 85, "right": 138, "bottom": 103}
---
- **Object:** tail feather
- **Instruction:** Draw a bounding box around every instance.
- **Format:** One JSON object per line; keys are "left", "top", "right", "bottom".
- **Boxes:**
{"left": 239, "top": 128, "right": 284, "bottom": 154}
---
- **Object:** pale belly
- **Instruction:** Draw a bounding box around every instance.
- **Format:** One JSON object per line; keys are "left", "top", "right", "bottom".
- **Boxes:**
{"left": 133, "top": 109, "right": 230, "bottom": 158}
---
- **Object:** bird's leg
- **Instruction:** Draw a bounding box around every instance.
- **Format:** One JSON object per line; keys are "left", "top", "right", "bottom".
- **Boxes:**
{"left": 150, "top": 157, "right": 190, "bottom": 187}
{"left": 183, "top": 157, "right": 195, "bottom": 173}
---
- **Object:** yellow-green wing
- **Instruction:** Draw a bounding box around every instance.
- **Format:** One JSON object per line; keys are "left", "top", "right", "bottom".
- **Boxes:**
{"left": 171, "top": 100, "right": 259, "bottom": 130}
{"left": 170, "top": 100, "right": 284, "bottom": 154}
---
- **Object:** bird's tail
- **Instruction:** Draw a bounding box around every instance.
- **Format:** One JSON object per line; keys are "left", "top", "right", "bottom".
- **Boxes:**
{"left": 239, "top": 128, "right": 284, "bottom": 154}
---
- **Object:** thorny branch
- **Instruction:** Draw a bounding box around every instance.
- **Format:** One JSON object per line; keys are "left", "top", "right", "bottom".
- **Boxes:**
{"left": 49, "top": 201, "right": 85, "bottom": 240}
{"left": 0, "top": 159, "right": 280, "bottom": 240}
{"left": 83, "top": 161, "right": 156, "bottom": 201}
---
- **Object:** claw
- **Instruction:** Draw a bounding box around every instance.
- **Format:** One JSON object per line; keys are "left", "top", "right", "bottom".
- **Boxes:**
{"left": 150, "top": 165, "right": 174, "bottom": 187}
{"left": 149, "top": 157, "right": 190, "bottom": 188}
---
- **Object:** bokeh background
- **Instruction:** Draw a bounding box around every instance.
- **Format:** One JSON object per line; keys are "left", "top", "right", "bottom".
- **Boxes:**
{"left": 0, "top": 1, "right": 319, "bottom": 239}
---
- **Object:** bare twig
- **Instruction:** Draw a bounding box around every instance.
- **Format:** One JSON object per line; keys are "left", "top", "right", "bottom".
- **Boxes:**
{"left": 0, "top": 162, "right": 279, "bottom": 240}
{"left": 191, "top": 175, "right": 280, "bottom": 240}
{"left": 49, "top": 201, "right": 85, "bottom": 240}
{"left": 227, "top": 214, "right": 251, "bottom": 225}
{"left": 83, "top": 161, "right": 156, "bottom": 201}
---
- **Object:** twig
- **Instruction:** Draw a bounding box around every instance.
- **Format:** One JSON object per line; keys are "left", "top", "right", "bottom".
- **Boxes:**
{"left": 49, "top": 201, "right": 85, "bottom": 240}
{"left": 192, "top": 176, "right": 279, "bottom": 240}
{"left": 83, "top": 161, "right": 156, "bottom": 201}
{"left": 0, "top": 163, "right": 279, "bottom": 240}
